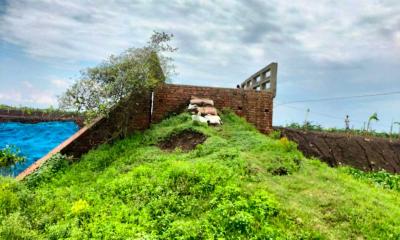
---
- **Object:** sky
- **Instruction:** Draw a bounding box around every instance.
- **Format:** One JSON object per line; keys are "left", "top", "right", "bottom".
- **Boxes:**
{"left": 0, "top": 0, "right": 400, "bottom": 132}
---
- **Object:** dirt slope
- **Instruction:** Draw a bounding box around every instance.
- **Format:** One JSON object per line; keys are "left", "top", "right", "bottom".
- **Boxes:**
{"left": 278, "top": 127, "right": 400, "bottom": 173}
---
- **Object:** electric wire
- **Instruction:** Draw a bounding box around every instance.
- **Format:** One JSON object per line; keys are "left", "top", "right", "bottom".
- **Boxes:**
{"left": 275, "top": 103, "right": 394, "bottom": 130}
{"left": 276, "top": 90, "right": 400, "bottom": 106}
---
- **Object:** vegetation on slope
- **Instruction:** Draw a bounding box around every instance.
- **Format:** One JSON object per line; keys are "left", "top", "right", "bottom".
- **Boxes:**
{"left": 344, "top": 167, "right": 400, "bottom": 192}
{"left": 1, "top": 111, "right": 400, "bottom": 239}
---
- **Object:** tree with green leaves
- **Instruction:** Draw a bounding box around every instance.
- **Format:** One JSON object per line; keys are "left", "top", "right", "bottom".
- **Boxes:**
{"left": 366, "top": 112, "right": 379, "bottom": 132}
{"left": 58, "top": 31, "right": 176, "bottom": 121}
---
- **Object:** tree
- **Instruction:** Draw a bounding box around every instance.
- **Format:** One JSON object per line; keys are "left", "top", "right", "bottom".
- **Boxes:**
{"left": 58, "top": 31, "right": 176, "bottom": 120}
{"left": 366, "top": 112, "right": 379, "bottom": 132}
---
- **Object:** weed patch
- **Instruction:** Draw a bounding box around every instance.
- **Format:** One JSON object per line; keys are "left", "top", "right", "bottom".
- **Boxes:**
{"left": 0, "top": 112, "right": 399, "bottom": 239}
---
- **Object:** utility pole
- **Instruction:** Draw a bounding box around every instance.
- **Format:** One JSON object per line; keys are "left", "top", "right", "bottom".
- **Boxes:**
{"left": 390, "top": 119, "right": 394, "bottom": 136}
{"left": 345, "top": 115, "right": 350, "bottom": 131}
{"left": 304, "top": 108, "right": 310, "bottom": 128}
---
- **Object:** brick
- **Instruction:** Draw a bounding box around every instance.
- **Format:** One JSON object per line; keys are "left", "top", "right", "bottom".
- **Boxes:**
{"left": 153, "top": 84, "right": 273, "bottom": 132}
{"left": 17, "top": 84, "right": 274, "bottom": 180}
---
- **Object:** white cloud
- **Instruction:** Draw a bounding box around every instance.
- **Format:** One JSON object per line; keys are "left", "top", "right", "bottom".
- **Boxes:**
{"left": 2, "top": 0, "right": 399, "bottom": 65}
{"left": 278, "top": 0, "right": 400, "bottom": 63}
{"left": 395, "top": 32, "right": 400, "bottom": 48}
{"left": 0, "top": 90, "right": 22, "bottom": 103}
{"left": 50, "top": 79, "right": 70, "bottom": 88}
{"left": 0, "top": 84, "right": 57, "bottom": 107}
{"left": 1, "top": 0, "right": 400, "bottom": 130}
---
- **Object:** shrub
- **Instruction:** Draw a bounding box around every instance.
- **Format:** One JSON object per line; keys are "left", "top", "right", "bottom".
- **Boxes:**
{"left": 207, "top": 187, "right": 281, "bottom": 238}
{"left": 287, "top": 122, "right": 323, "bottom": 131}
{"left": 71, "top": 199, "right": 90, "bottom": 216}
{"left": 279, "top": 137, "right": 297, "bottom": 152}
{"left": 23, "top": 153, "right": 70, "bottom": 188}
{"left": 0, "top": 179, "right": 21, "bottom": 215}
{"left": 0, "top": 177, "right": 31, "bottom": 218}
{"left": 345, "top": 168, "right": 400, "bottom": 191}
{"left": 268, "top": 130, "right": 281, "bottom": 140}
{"left": 0, "top": 212, "right": 38, "bottom": 239}
{"left": 0, "top": 145, "right": 25, "bottom": 168}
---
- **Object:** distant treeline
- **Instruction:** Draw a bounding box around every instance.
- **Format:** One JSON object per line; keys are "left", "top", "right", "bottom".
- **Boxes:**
{"left": 284, "top": 122, "right": 400, "bottom": 140}
{"left": 0, "top": 104, "right": 80, "bottom": 117}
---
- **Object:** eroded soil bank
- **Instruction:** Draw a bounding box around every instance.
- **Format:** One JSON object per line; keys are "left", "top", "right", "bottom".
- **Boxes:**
{"left": 158, "top": 129, "right": 207, "bottom": 152}
{"left": 277, "top": 127, "right": 400, "bottom": 173}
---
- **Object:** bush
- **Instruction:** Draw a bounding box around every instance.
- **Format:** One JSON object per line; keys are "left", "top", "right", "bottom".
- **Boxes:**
{"left": 0, "top": 145, "right": 25, "bottom": 168}
{"left": 0, "top": 179, "right": 21, "bottom": 216}
{"left": 0, "top": 212, "right": 38, "bottom": 239}
{"left": 207, "top": 187, "right": 281, "bottom": 238}
{"left": 345, "top": 168, "right": 400, "bottom": 191}
{"left": 268, "top": 130, "right": 281, "bottom": 140}
{"left": 0, "top": 177, "right": 31, "bottom": 217}
{"left": 279, "top": 137, "right": 297, "bottom": 152}
{"left": 23, "top": 153, "right": 70, "bottom": 188}
{"left": 71, "top": 199, "right": 90, "bottom": 216}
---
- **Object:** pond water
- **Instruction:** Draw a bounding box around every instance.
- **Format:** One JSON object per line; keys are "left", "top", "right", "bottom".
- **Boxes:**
{"left": 0, "top": 121, "right": 79, "bottom": 176}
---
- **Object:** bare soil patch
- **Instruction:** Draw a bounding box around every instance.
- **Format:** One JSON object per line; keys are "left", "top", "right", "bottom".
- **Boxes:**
{"left": 277, "top": 127, "right": 400, "bottom": 173}
{"left": 158, "top": 129, "right": 207, "bottom": 152}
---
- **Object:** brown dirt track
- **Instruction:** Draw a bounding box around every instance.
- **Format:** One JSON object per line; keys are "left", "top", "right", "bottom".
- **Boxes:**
{"left": 278, "top": 128, "right": 400, "bottom": 173}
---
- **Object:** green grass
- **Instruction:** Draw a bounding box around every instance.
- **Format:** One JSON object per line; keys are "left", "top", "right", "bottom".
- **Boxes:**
{"left": 1, "top": 111, "right": 400, "bottom": 239}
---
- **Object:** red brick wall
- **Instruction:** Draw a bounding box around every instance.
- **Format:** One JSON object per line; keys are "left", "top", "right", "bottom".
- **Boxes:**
{"left": 153, "top": 84, "right": 273, "bottom": 132}
{"left": 17, "top": 85, "right": 274, "bottom": 179}
{"left": 60, "top": 90, "right": 152, "bottom": 157}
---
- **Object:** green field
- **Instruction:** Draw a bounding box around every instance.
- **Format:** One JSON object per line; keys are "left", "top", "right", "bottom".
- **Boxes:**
{"left": 1, "top": 111, "right": 400, "bottom": 239}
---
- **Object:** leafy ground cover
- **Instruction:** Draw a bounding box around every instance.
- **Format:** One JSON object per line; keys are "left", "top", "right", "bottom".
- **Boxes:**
{"left": 0, "top": 145, "right": 25, "bottom": 168}
{"left": 344, "top": 167, "right": 400, "bottom": 192}
{"left": 1, "top": 111, "right": 400, "bottom": 239}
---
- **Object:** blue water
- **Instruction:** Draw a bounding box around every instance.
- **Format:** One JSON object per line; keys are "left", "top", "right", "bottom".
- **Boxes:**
{"left": 0, "top": 121, "right": 79, "bottom": 176}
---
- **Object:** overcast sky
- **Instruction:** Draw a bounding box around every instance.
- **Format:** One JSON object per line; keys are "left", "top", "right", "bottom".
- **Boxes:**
{"left": 1, "top": 0, "right": 399, "bottom": 131}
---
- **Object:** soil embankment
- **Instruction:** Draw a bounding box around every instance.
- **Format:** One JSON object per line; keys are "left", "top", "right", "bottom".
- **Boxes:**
{"left": 277, "top": 127, "right": 400, "bottom": 173}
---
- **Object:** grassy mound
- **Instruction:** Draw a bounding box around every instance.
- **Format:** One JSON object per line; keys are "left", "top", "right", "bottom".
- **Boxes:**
{"left": 1, "top": 112, "right": 400, "bottom": 239}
